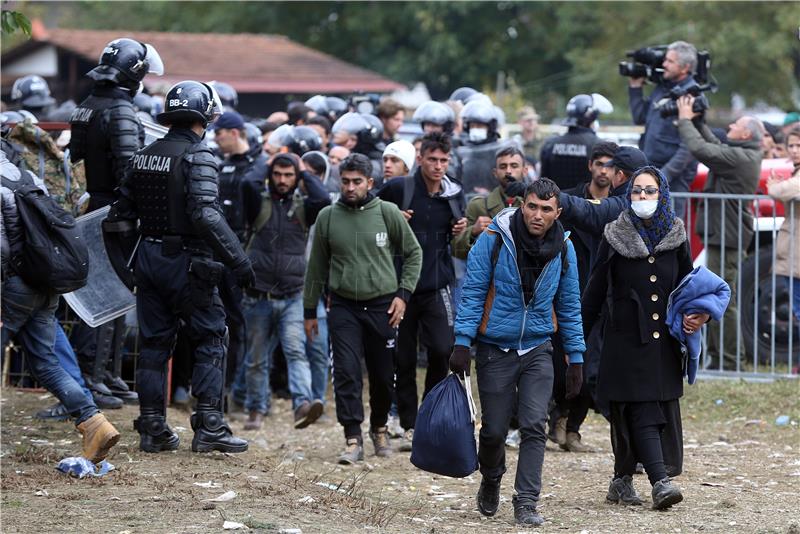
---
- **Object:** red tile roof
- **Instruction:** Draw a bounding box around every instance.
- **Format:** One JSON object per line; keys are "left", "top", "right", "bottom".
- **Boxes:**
{"left": 34, "top": 27, "right": 404, "bottom": 93}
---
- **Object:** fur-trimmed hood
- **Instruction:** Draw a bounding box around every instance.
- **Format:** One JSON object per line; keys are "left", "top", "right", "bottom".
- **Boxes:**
{"left": 604, "top": 210, "right": 686, "bottom": 258}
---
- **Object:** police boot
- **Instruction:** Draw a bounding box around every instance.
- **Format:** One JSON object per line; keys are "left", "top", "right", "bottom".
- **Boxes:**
{"left": 190, "top": 402, "right": 248, "bottom": 453}
{"left": 103, "top": 370, "right": 139, "bottom": 405}
{"left": 134, "top": 407, "right": 180, "bottom": 453}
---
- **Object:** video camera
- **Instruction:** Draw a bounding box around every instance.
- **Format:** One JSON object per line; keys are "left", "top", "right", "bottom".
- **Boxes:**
{"left": 655, "top": 82, "right": 714, "bottom": 118}
{"left": 618, "top": 45, "right": 667, "bottom": 83}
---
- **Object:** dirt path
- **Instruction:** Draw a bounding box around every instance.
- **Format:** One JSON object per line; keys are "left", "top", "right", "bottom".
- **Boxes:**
{"left": 2, "top": 380, "right": 798, "bottom": 533}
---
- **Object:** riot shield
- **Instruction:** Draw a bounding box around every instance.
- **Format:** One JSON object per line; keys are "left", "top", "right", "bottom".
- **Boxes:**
{"left": 455, "top": 138, "right": 522, "bottom": 199}
{"left": 63, "top": 206, "right": 136, "bottom": 327}
{"left": 142, "top": 119, "right": 168, "bottom": 146}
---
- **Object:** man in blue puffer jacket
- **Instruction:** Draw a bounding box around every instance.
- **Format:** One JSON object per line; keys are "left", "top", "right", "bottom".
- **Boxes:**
{"left": 449, "top": 178, "right": 585, "bottom": 527}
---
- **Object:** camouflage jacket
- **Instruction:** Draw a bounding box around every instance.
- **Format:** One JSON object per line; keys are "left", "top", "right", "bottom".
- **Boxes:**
{"left": 7, "top": 119, "right": 87, "bottom": 214}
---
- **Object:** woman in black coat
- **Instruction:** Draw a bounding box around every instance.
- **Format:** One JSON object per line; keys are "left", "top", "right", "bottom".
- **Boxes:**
{"left": 582, "top": 166, "right": 708, "bottom": 510}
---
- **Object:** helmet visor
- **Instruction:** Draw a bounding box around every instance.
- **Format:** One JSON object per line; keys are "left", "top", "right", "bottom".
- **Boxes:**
{"left": 144, "top": 44, "right": 165, "bottom": 76}
{"left": 591, "top": 93, "right": 614, "bottom": 114}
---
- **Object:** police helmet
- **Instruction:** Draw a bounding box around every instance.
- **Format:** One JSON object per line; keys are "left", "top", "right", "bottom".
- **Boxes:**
{"left": 87, "top": 38, "right": 164, "bottom": 86}
{"left": 1, "top": 110, "right": 37, "bottom": 125}
{"left": 287, "top": 125, "right": 323, "bottom": 155}
{"left": 448, "top": 87, "right": 478, "bottom": 103}
{"left": 325, "top": 96, "right": 348, "bottom": 122}
{"left": 267, "top": 124, "right": 295, "bottom": 148}
{"left": 244, "top": 122, "right": 263, "bottom": 151}
{"left": 304, "top": 95, "right": 329, "bottom": 115}
{"left": 564, "top": 93, "right": 613, "bottom": 127}
{"left": 208, "top": 81, "right": 238, "bottom": 109}
{"left": 331, "top": 112, "right": 369, "bottom": 135}
{"left": 156, "top": 81, "right": 222, "bottom": 127}
{"left": 10, "top": 75, "right": 56, "bottom": 109}
{"left": 359, "top": 113, "right": 384, "bottom": 144}
{"left": 460, "top": 99, "right": 497, "bottom": 129}
{"left": 465, "top": 92, "right": 493, "bottom": 106}
{"left": 413, "top": 101, "right": 455, "bottom": 132}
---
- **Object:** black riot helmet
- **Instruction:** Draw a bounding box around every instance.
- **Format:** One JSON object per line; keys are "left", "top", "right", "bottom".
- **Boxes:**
{"left": 357, "top": 113, "right": 384, "bottom": 148}
{"left": 413, "top": 101, "right": 455, "bottom": 134}
{"left": 156, "top": 81, "right": 222, "bottom": 127}
{"left": 325, "top": 96, "right": 348, "bottom": 122}
{"left": 304, "top": 95, "right": 329, "bottom": 115}
{"left": 448, "top": 86, "right": 478, "bottom": 103}
{"left": 287, "top": 125, "right": 323, "bottom": 155}
{"left": 243, "top": 122, "right": 263, "bottom": 155}
{"left": 460, "top": 99, "right": 497, "bottom": 129}
{"left": 86, "top": 38, "right": 164, "bottom": 87}
{"left": 564, "top": 93, "right": 613, "bottom": 127}
{"left": 209, "top": 81, "right": 238, "bottom": 109}
{"left": 10, "top": 75, "right": 56, "bottom": 109}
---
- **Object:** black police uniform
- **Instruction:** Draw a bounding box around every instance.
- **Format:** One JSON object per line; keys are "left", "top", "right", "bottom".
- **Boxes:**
{"left": 111, "top": 127, "right": 253, "bottom": 453}
{"left": 539, "top": 126, "right": 598, "bottom": 191}
{"left": 68, "top": 84, "right": 144, "bottom": 406}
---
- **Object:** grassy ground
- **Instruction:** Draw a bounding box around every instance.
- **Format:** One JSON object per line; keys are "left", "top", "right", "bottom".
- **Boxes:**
{"left": 1, "top": 376, "right": 798, "bottom": 533}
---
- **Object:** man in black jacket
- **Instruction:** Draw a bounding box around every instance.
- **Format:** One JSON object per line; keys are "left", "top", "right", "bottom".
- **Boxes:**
{"left": 234, "top": 153, "right": 330, "bottom": 431}
{"left": 377, "top": 132, "right": 467, "bottom": 451}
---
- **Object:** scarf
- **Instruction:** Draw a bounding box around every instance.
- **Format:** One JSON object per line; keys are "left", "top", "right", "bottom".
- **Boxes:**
{"left": 626, "top": 165, "right": 676, "bottom": 254}
{"left": 510, "top": 208, "right": 564, "bottom": 304}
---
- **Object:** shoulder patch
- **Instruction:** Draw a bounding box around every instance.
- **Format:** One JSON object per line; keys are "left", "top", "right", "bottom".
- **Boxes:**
{"left": 587, "top": 198, "right": 601, "bottom": 205}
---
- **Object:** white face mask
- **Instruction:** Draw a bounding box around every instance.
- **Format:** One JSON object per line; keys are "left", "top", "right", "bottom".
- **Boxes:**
{"left": 631, "top": 199, "right": 658, "bottom": 219}
{"left": 469, "top": 127, "right": 488, "bottom": 143}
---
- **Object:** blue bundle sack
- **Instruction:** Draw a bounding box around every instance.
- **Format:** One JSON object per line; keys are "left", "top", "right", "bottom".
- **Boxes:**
{"left": 410, "top": 373, "right": 478, "bottom": 478}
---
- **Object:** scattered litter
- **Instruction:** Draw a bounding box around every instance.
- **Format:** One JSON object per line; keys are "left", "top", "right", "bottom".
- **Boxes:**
{"left": 203, "top": 490, "right": 237, "bottom": 502}
{"left": 223, "top": 521, "right": 247, "bottom": 530}
{"left": 297, "top": 495, "right": 315, "bottom": 504}
{"left": 714, "top": 399, "right": 724, "bottom": 406}
{"left": 701, "top": 482, "right": 725, "bottom": 487}
{"left": 315, "top": 482, "right": 346, "bottom": 493}
{"left": 34, "top": 489, "right": 49, "bottom": 497}
{"left": 202, "top": 502, "right": 216, "bottom": 510}
{"left": 56, "top": 457, "right": 115, "bottom": 478}
{"left": 30, "top": 439, "right": 53, "bottom": 446}
{"left": 247, "top": 475, "right": 259, "bottom": 480}
{"left": 775, "top": 415, "right": 790, "bottom": 426}
{"left": 174, "top": 426, "right": 188, "bottom": 433}
{"left": 193, "top": 481, "right": 222, "bottom": 488}
{"left": 744, "top": 419, "right": 763, "bottom": 426}
{"left": 278, "top": 529, "right": 302, "bottom": 534}
{"left": 38, "top": 393, "right": 52, "bottom": 400}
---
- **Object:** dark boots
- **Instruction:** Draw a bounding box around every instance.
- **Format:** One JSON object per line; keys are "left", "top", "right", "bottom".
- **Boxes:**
{"left": 476, "top": 476, "right": 501, "bottom": 517}
{"left": 103, "top": 370, "right": 139, "bottom": 404}
{"left": 191, "top": 403, "right": 248, "bottom": 453}
{"left": 606, "top": 475, "right": 643, "bottom": 505}
{"left": 651, "top": 478, "right": 683, "bottom": 510}
{"left": 134, "top": 407, "right": 180, "bottom": 453}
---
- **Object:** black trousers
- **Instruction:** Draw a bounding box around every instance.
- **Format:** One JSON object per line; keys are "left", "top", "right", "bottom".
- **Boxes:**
{"left": 329, "top": 294, "right": 397, "bottom": 439}
{"left": 551, "top": 335, "right": 593, "bottom": 433}
{"left": 395, "top": 287, "right": 454, "bottom": 430}
{"left": 219, "top": 268, "right": 246, "bottom": 389}
{"left": 134, "top": 241, "right": 227, "bottom": 412}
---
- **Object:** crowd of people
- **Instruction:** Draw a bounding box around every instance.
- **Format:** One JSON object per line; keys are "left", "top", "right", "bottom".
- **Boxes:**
{"left": 2, "top": 36, "right": 799, "bottom": 528}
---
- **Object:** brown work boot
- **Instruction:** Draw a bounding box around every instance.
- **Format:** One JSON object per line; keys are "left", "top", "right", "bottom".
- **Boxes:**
{"left": 77, "top": 413, "right": 120, "bottom": 464}
{"left": 337, "top": 437, "right": 364, "bottom": 465}
{"left": 243, "top": 411, "right": 263, "bottom": 431}
{"left": 564, "top": 431, "right": 595, "bottom": 453}
{"left": 293, "top": 400, "right": 324, "bottom": 429}
{"left": 554, "top": 416, "right": 567, "bottom": 448}
{"left": 369, "top": 426, "right": 392, "bottom": 457}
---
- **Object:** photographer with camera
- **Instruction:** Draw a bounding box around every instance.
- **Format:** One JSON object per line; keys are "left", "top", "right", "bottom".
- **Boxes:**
{"left": 676, "top": 96, "right": 762, "bottom": 370}
{"left": 627, "top": 41, "right": 700, "bottom": 219}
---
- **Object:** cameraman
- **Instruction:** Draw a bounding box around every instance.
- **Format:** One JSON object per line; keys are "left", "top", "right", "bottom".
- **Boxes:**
{"left": 676, "top": 96, "right": 762, "bottom": 369}
{"left": 628, "top": 41, "right": 698, "bottom": 218}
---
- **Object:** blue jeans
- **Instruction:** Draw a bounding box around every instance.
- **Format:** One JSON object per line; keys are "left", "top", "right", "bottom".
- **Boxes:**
{"left": 305, "top": 299, "right": 330, "bottom": 404}
{"left": 1, "top": 276, "right": 97, "bottom": 425}
{"left": 55, "top": 322, "right": 93, "bottom": 402}
{"left": 242, "top": 293, "right": 311, "bottom": 413}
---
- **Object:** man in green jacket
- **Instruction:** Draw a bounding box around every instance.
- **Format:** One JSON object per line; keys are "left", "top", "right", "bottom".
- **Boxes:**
{"left": 304, "top": 153, "right": 422, "bottom": 464}
{"left": 677, "top": 95, "right": 762, "bottom": 369}
{"left": 453, "top": 146, "right": 529, "bottom": 260}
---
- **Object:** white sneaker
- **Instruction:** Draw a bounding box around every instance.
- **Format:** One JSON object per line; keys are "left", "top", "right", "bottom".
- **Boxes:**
{"left": 505, "top": 429, "right": 521, "bottom": 449}
{"left": 386, "top": 415, "right": 404, "bottom": 439}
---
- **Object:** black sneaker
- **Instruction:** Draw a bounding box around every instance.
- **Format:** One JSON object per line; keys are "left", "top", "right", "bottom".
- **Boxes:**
{"left": 35, "top": 402, "right": 70, "bottom": 421}
{"left": 606, "top": 475, "right": 643, "bottom": 505}
{"left": 514, "top": 505, "right": 544, "bottom": 526}
{"left": 651, "top": 478, "right": 683, "bottom": 510}
{"left": 476, "top": 477, "right": 501, "bottom": 517}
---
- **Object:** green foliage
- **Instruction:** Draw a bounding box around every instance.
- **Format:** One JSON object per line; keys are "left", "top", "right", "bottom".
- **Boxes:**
{"left": 48, "top": 1, "right": 800, "bottom": 116}
{"left": 1, "top": 9, "right": 31, "bottom": 36}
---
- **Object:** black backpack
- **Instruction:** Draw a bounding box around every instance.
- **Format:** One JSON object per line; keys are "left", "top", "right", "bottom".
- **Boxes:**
{"left": 2, "top": 174, "right": 89, "bottom": 293}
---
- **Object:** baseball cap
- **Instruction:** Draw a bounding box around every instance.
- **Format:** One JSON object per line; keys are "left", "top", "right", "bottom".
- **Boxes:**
{"left": 783, "top": 111, "right": 800, "bottom": 127}
{"left": 212, "top": 111, "right": 245, "bottom": 130}
{"left": 602, "top": 146, "right": 649, "bottom": 174}
{"left": 383, "top": 140, "right": 416, "bottom": 172}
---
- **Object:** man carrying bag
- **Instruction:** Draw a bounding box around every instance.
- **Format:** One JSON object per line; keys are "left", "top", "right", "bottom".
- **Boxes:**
{"left": 449, "top": 179, "right": 586, "bottom": 527}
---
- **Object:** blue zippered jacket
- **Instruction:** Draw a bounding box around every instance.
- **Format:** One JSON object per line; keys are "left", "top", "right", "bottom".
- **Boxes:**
{"left": 454, "top": 208, "right": 586, "bottom": 363}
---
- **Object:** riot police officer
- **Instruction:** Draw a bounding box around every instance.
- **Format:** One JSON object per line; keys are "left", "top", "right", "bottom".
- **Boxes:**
{"left": 539, "top": 93, "right": 612, "bottom": 191}
{"left": 68, "top": 38, "right": 164, "bottom": 407}
{"left": 331, "top": 112, "right": 385, "bottom": 185}
{"left": 107, "top": 81, "right": 256, "bottom": 453}
{"left": 10, "top": 75, "right": 57, "bottom": 120}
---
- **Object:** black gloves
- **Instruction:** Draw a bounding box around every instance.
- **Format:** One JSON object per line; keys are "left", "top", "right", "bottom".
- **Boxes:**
{"left": 233, "top": 261, "right": 256, "bottom": 289}
{"left": 565, "top": 363, "right": 583, "bottom": 400}
{"left": 504, "top": 178, "right": 527, "bottom": 198}
{"left": 449, "top": 345, "right": 472, "bottom": 376}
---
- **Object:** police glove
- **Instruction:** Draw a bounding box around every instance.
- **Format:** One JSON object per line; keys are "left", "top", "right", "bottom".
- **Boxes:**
{"left": 504, "top": 177, "right": 527, "bottom": 198}
{"left": 449, "top": 345, "right": 472, "bottom": 377}
{"left": 234, "top": 261, "right": 256, "bottom": 289}
{"left": 565, "top": 363, "right": 583, "bottom": 400}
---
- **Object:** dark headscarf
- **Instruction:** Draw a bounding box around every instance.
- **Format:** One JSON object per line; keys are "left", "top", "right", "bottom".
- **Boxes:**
{"left": 510, "top": 208, "right": 564, "bottom": 304}
{"left": 626, "top": 165, "right": 676, "bottom": 254}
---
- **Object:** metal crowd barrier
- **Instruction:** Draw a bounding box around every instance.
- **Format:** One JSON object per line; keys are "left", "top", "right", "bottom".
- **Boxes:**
{"left": 672, "top": 191, "right": 798, "bottom": 380}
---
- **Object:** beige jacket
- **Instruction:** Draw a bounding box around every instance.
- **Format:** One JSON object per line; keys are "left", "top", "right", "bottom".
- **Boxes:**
{"left": 768, "top": 174, "right": 800, "bottom": 278}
